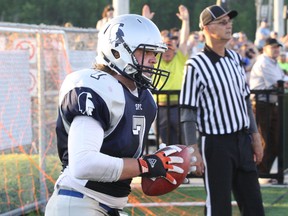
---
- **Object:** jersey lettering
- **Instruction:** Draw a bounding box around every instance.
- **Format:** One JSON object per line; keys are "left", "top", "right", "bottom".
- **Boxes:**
{"left": 135, "top": 103, "right": 142, "bottom": 110}
{"left": 90, "top": 72, "right": 107, "bottom": 80}
{"left": 132, "top": 115, "right": 146, "bottom": 158}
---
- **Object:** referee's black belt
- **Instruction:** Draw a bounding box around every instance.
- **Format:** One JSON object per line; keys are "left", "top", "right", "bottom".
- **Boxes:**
{"left": 158, "top": 104, "right": 178, "bottom": 108}
{"left": 58, "top": 189, "right": 121, "bottom": 216}
{"left": 200, "top": 127, "right": 249, "bottom": 136}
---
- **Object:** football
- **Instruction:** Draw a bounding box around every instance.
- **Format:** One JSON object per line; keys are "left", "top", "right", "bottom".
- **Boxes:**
{"left": 141, "top": 144, "right": 191, "bottom": 196}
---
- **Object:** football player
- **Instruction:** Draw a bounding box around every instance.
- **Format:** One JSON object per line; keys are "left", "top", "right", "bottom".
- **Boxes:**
{"left": 45, "top": 14, "right": 188, "bottom": 216}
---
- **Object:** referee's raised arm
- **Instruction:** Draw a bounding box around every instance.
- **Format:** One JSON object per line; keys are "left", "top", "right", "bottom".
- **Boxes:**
{"left": 179, "top": 4, "right": 265, "bottom": 216}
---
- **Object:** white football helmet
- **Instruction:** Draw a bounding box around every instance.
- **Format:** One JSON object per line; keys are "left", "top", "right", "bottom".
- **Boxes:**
{"left": 96, "top": 14, "right": 170, "bottom": 90}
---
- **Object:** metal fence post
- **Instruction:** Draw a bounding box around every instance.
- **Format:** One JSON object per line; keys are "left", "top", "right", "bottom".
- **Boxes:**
{"left": 277, "top": 80, "right": 284, "bottom": 184}
{"left": 36, "top": 29, "right": 47, "bottom": 211}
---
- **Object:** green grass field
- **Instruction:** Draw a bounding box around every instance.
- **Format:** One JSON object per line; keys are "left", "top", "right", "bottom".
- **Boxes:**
{"left": 123, "top": 184, "right": 288, "bottom": 216}
{"left": 1, "top": 154, "right": 287, "bottom": 215}
{"left": 24, "top": 184, "right": 288, "bottom": 216}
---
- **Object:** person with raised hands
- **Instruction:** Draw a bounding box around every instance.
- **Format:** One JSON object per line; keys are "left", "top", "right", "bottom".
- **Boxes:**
{"left": 143, "top": 4, "right": 190, "bottom": 145}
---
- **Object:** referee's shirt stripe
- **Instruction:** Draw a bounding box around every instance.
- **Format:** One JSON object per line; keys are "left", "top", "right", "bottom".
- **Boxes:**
{"left": 226, "top": 52, "right": 249, "bottom": 130}
{"left": 222, "top": 57, "right": 241, "bottom": 130}
{"left": 218, "top": 59, "right": 237, "bottom": 132}
{"left": 180, "top": 45, "right": 250, "bottom": 135}
{"left": 199, "top": 55, "right": 219, "bottom": 134}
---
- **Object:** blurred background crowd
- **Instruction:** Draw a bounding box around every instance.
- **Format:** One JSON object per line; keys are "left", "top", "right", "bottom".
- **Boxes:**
{"left": 93, "top": 2, "right": 288, "bottom": 87}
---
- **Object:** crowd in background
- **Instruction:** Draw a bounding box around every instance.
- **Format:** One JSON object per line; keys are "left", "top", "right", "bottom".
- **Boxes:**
{"left": 177, "top": 19, "right": 288, "bottom": 86}
{"left": 227, "top": 19, "right": 288, "bottom": 83}
{"left": 102, "top": 5, "right": 288, "bottom": 84}
{"left": 94, "top": 4, "right": 288, "bottom": 147}
{"left": 94, "top": 4, "right": 288, "bottom": 87}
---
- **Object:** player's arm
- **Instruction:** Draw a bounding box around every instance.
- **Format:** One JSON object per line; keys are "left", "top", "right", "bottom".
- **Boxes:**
{"left": 68, "top": 115, "right": 183, "bottom": 183}
{"left": 246, "top": 97, "right": 263, "bottom": 164}
{"left": 68, "top": 116, "right": 141, "bottom": 181}
{"left": 177, "top": 5, "right": 190, "bottom": 55}
{"left": 121, "top": 147, "right": 185, "bottom": 184}
{"left": 180, "top": 107, "right": 204, "bottom": 176}
{"left": 142, "top": 4, "right": 155, "bottom": 20}
{"left": 68, "top": 116, "right": 124, "bottom": 182}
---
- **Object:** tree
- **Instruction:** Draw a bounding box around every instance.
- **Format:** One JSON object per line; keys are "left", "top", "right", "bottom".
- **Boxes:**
{"left": 0, "top": 0, "right": 258, "bottom": 41}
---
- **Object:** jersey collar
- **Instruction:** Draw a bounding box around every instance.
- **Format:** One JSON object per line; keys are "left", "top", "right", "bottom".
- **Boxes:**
{"left": 203, "top": 44, "right": 233, "bottom": 65}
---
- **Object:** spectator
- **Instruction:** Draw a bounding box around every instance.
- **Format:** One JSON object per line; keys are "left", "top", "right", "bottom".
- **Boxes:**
{"left": 187, "top": 31, "right": 202, "bottom": 57}
{"left": 160, "top": 29, "right": 170, "bottom": 38}
{"left": 239, "top": 43, "right": 258, "bottom": 83}
{"left": 143, "top": 5, "right": 190, "bottom": 145}
{"left": 270, "top": 31, "right": 278, "bottom": 39}
{"left": 142, "top": 4, "right": 155, "bottom": 20}
{"left": 180, "top": 5, "right": 265, "bottom": 215}
{"left": 96, "top": 4, "right": 114, "bottom": 31}
{"left": 228, "top": 31, "right": 252, "bottom": 52}
{"left": 278, "top": 52, "right": 288, "bottom": 74}
{"left": 254, "top": 18, "right": 271, "bottom": 52}
{"left": 250, "top": 37, "right": 288, "bottom": 174}
{"left": 238, "top": 31, "right": 249, "bottom": 46}
{"left": 170, "top": 27, "right": 180, "bottom": 47}
{"left": 64, "top": 22, "right": 73, "bottom": 28}
{"left": 280, "top": 33, "right": 288, "bottom": 50}
{"left": 226, "top": 32, "right": 241, "bottom": 51}
{"left": 197, "top": 31, "right": 205, "bottom": 50}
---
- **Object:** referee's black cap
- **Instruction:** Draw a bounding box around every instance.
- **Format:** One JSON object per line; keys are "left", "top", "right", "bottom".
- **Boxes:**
{"left": 264, "top": 37, "right": 283, "bottom": 47}
{"left": 199, "top": 5, "right": 238, "bottom": 29}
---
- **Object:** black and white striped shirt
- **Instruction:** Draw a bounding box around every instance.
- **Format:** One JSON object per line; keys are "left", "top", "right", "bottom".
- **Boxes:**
{"left": 179, "top": 45, "right": 250, "bottom": 135}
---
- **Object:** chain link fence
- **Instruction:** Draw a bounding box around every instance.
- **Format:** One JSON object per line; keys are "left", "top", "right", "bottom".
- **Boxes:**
{"left": 0, "top": 22, "right": 97, "bottom": 215}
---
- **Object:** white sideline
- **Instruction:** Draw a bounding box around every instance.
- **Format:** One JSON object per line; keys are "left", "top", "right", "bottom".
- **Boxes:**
{"left": 126, "top": 201, "right": 237, "bottom": 207}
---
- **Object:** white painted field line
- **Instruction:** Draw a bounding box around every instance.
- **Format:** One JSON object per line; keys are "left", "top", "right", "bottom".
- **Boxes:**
{"left": 126, "top": 201, "right": 237, "bottom": 207}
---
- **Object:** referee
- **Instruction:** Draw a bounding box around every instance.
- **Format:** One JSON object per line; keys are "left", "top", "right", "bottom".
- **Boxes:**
{"left": 179, "top": 5, "right": 265, "bottom": 216}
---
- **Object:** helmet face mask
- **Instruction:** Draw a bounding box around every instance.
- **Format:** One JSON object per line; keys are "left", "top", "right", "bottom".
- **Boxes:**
{"left": 96, "top": 14, "right": 170, "bottom": 91}
{"left": 126, "top": 43, "right": 169, "bottom": 90}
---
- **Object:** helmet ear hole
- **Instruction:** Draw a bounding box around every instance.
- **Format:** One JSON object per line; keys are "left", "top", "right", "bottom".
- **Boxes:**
{"left": 111, "top": 49, "right": 120, "bottom": 59}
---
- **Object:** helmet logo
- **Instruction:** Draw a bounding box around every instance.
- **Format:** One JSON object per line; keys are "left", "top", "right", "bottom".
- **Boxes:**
{"left": 109, "top": 23, "right": 125, "bottom": 47}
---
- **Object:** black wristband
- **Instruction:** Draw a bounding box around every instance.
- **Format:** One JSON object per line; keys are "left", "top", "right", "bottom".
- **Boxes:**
{"left": 140, "top": 154, "right": 167, "bottom": 178}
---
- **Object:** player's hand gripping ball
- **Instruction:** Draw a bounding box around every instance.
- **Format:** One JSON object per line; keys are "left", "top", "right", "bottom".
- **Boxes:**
{"left": 141, "top": 144, "right": 191, "bottom": 196}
